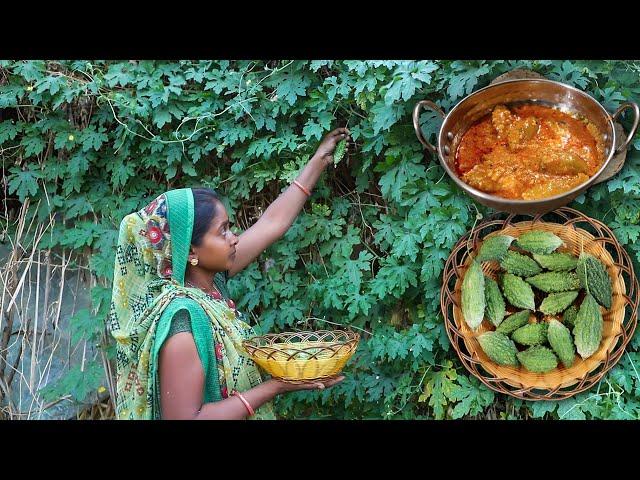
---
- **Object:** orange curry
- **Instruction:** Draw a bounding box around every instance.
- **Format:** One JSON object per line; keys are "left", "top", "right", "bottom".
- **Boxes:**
{"left": 455, "top": 104, "right": 606, "bottom": 200}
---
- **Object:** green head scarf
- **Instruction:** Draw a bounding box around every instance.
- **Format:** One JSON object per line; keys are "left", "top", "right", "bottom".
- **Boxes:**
{"left": 107, "top": 188, "right": 275, "bottom": 419}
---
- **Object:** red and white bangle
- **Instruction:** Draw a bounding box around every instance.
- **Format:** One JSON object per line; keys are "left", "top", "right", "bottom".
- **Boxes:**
{"left": 292, "top": 180, "right": 311, "bottom": 197}
{"left": 232, "top": 390, "right": 255, "bottom": 417}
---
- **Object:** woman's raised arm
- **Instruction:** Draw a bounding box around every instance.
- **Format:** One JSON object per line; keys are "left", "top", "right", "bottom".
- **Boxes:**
{"left": 228, "top": 127, "right": 350, "bottom": 277}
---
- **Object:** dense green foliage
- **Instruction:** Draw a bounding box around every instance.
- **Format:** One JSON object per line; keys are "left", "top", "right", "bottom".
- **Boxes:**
{"left": 2, "top": 60, "right": 640, "bottom": 419}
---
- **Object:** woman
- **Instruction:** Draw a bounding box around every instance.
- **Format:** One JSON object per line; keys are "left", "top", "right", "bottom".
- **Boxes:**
{"left": 108, "top": 128, "right": 350, "bottom": 419}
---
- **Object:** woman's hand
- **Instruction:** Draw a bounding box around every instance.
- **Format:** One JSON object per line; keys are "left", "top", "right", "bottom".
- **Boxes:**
{"left": 313, "top": 127, "right": 351, "bottom": 166}
{"left": 268, "top": 375, "right": 346, "bottom": 394}
{"left": 226, "top": 127, "right": 351, "bottom": 279}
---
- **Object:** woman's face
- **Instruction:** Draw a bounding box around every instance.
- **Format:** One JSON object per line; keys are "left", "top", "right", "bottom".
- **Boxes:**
{"left": 189, "top": 202, "right": 238, "bottom": 273}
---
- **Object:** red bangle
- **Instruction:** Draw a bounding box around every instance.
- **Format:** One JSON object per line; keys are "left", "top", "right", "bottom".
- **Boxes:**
{"left": 232, "top": 390, "right": 255, "bottom": 417}
{"left": 293, "top": 180, "right": 311, "bottom": 197}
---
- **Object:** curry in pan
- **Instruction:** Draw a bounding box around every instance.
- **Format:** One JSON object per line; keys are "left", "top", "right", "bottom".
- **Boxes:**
{"left": 455, "top": 104, "right": 606, "bottom": 200}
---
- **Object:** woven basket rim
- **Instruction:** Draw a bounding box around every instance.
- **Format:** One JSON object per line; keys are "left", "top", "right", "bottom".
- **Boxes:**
{"left": 242, "top": 329, "right": 360, "bottom": 382}
{"left": 243, "top": 329, "right": 360, "bottom": 348}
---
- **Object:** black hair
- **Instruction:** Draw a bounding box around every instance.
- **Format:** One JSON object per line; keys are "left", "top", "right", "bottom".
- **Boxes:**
{"left": 191, "top": 188, "right": 221, "bottom": 246}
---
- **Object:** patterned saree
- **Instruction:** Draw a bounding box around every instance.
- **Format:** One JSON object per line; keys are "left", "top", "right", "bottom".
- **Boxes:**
{"left": 107, "top": 188, "right": 275, "bottom": 419}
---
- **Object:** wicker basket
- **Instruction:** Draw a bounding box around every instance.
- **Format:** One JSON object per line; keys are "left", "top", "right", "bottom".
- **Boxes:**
{"left": 441, "top": 207, "right": 639, "bottom": 400}
{"left": 242, "top": 330, "right": 360, "bottom": 383}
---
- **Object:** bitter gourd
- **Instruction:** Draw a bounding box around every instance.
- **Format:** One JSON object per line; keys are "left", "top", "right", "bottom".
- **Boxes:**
{"left": 511, "top": 322, "right": 548, "bottom": 346}
{"left": 484, "top": 277, "right": 506, "bottom": 327}
{"left": 461, "top": 259, "right": 485, "bottom": 330}
{"left": 500, "top": 250, "right": 542, "bottom": 277}
{"left": 333, "top": 138, "right": 347, "bottom": 165}
{"left": 495, "top": 310, "right": 531, "bottom": 335}
{"left": 501, "top": 273, "right": 536, "bottom": 310}
{"left": 539, "top": 290, "right": 579, "bottom": 315}
{"left": 547, "top": 319, "right": 576, "bottom": 368}
{"left": 515, "top": 230, "right": 564, "bottom": 254}
{"left": 573, "top": 293, "right": 603, "bottom": 359}
{"left": 476, "top": 234, "right": 515, "bottom": 262}
{"left": 526, "top": 271, "right": 581, "bottom": 293}
{"left": 517, "top": 346, "right": 558, "bottom": 373}
{"left": 477, "top": 331, "right": 519, "bottom": 367}
{"left": 576, "top": 252, "right": 612, "bottom": 309}
{"left": 533, "top": 252, "right": 578, "bottom": 271}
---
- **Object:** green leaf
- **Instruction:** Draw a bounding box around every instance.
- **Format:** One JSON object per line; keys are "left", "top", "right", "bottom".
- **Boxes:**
{"left": 111, "top": 159, "right": 136, "bottom": 188}
{"left": 153, "top": 107, "right": 172, "bottom": 128}
{"left": 0, "top": 120, "right": 22, "bottom": 143}
{"left": 81, "top": 126, "right": 109, "bottom": 151}
{"left": 302, "top": 119, "right": 324, "bottom": 141}
{"left": 13, "top": 60, "right": 46, "bottom": 82}
{"left": 8, "top": 166, "right": 41, "bottom": 200}
{"left": 529, "top": 400, "right": 558, "bottom": 418}
{"left": 557, "top": 399, "right": 587, "bottom": 420}
{"left": 378, "top": 157, "right": 426, "bottom": 202}
{"left": 309, "top": 60, "right": 332, "bottom": 72}
{"left": 420, "top": 362, "right": 458, "bottom": 419}
{"left": 246, "top": 137, "right": 274, "bottom": 159}
{"left": 54, "top": 129, "right": 77, "bottom": 150}
{"left": 35, "top": 75, "right": 66, "bottom": 96}
{"left": 275, "top": 71, "right": 311, "bottom": 106}
{"left": 549, "top": 60, "right": 590, "bottom": 89}
{"left": 362, "top": 370, "right": 396, "bottom": 402}
{"left": 449, "top": 376, "right": 495, "bottom": 419}
{"left": 40, "top": 362, "right": 104, "bottom": 403}
{"left": 370, "top": 101, "right": 403, "bottom": 134}
{"left": 447, "top": 62, "right": 491, "bottom": 100}
{"left": 369, "top": 257, "right": 418, "bottom": 299}
{"left": 69, "top": 308, "right": 103, "bottom": 344}
{"left": 59, "top": 222, "right": 98, "bottom": 248}
{"left": 67, "top": 151, "right": 91, "bottom": 175}
{"left": 0, "top": 84, "right": 26, "bottom": 108}
{"left": 392, "top": 232, "right": 421, "bottom": 261}
{"left": 276, "top": 299, "right": 305, "bottom": 328}
{"left": 21, "top": 134, "right": 46, "bottom": 157}
{"left": 383, "top": 61, "right": 438, "bottom": 104}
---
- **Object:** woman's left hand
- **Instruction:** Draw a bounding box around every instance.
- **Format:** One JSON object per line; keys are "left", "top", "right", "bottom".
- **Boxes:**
{"left": 268, "top": 375, "right": 346, "bottom": 395}
{"left": 314, "top": 127, "right": 351, "bottom": 166}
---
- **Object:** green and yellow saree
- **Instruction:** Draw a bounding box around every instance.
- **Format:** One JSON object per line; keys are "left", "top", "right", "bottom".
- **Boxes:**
{"left": 107, "top": 188, "right": 275, "bottom": 419}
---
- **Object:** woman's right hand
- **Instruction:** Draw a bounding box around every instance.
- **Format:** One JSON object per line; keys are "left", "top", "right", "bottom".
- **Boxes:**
{"left": 313, "top": 128, "right": 351, "bottom": 166}
{"left": 269, "top": 375, "right": 345, "bottom": 394}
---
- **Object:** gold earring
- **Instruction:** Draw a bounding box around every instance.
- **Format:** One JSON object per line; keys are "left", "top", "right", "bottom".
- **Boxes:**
{"left": 190, "top": 258, "right": 199, "bottom": 266}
